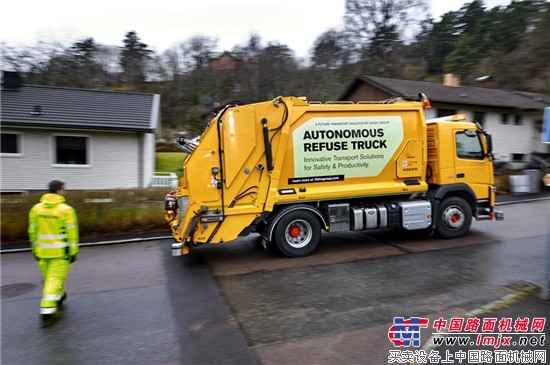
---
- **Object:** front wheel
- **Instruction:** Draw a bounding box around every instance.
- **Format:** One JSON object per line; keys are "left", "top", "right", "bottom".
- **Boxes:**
{"left": 436, "top": 196, "right": 472, "bottom": 238}
{"left": 273, "top": 210, "right": 321, "bottom": 257}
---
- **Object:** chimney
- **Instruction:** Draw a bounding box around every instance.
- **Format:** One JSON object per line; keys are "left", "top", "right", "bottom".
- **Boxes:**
{"left": 443, "top": 73, "right": 461, "bottom": 87}
{"left": 2, "top": 71, "right": 21, "bottom": 91}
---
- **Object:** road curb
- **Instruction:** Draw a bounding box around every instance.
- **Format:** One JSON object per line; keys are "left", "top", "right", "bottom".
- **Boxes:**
{"left": 0, "top": 235, "right": 173, "bottom": 254}
{"left": 495, "top": 194, "right": 550, "bottom": 206}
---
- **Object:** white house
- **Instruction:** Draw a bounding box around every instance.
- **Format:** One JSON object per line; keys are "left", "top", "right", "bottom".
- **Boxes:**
{"left": 340, "top": 75, "right": 550, "bottom": 165}
{"left": 1, "top": 72, "right": 161, "bottom": 192}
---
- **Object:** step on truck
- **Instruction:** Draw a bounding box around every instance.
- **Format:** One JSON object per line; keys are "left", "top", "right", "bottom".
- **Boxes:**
{"left": 164, "top": 95, "right": 503, "bottom": 257}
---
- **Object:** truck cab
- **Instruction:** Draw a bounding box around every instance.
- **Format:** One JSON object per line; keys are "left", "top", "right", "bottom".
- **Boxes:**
{"left": 426, "top": 115, "right": 500, "bottom": 236}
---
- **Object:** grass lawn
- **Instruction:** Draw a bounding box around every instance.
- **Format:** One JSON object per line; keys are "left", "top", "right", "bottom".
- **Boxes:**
{"left": 156, "top": 152, "right": 186, "bottom": 178}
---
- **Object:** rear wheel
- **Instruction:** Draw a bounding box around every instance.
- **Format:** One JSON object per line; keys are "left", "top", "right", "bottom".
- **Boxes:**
{"left": 274, "top": 210, "right": 321, "bottom": 257}
{"left": 436, "top": 196, "right": 472, "bottom": 238}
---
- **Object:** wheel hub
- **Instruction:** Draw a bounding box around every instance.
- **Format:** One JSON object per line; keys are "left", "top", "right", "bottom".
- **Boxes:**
{"left": 284, "top": 219, "right": 312, "bottom": 249}
{"left": 444, "top": 207, "right": 464, "bottom": 228}
{"left": 288, "top": 224, "right": 301, "bottom": 238}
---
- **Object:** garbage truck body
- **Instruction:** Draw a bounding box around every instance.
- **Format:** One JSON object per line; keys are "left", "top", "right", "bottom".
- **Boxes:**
{"left": 165, "top": 96, "right": 503, "bottom": 257}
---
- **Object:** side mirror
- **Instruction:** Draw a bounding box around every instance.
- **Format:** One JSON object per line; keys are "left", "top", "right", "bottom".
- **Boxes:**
{"left": 486, "top": 133, "right": 493, "bottom": 157}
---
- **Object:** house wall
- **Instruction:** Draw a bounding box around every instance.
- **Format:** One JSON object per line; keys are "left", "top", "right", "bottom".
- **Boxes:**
{"left": 208, "top": 52, "right": 240, "bottom": 70}
{"left": 432, "top": 108, "right": 548, "bottom": 161}
{"left": 1, "top": 127, "right": 156, "bottom": 192}
{"left": 345, "top": 84, "right": 392, "bottom": 102}
{"left": 344, "top": 82, "right": 549, "bottom": 163}
{"left": 477, "top": 113, "right": 548, "bottom": 161}
{"left": 143, "top": 132, "right": 156, "bottom": 188}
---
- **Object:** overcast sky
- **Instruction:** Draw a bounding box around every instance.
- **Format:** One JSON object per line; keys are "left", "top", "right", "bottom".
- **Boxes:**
{"left": 1, "top": 0, "right": 512, "bottom": 59}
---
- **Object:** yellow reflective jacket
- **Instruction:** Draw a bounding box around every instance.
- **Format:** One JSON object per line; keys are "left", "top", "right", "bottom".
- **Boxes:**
{"left": 28, "top": 193, "right": 79, "bottom": 259}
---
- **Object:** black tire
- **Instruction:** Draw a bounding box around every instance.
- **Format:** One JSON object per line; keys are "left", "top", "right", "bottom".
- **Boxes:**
{"left": 273, "top": 210, "right": 321, "bottom": 257}
{"left": 436, "top": 196, "right": 472, "bottom": 238}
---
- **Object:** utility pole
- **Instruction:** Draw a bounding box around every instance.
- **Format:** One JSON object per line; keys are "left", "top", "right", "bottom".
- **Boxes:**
{"left": 541, "top": 107, "right": 550, "bottom": 300}
{"left": 541, "top": 173, "right": 550, "bottom": 301}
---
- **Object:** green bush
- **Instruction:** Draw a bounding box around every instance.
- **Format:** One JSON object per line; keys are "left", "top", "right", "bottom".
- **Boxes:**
{"left": 1, "top": 189, "right": 170, "bottom": 244}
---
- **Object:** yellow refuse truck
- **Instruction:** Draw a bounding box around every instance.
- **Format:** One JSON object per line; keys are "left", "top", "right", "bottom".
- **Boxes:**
{"left": 165, "top": 95, "right": 503, "bottom": 257}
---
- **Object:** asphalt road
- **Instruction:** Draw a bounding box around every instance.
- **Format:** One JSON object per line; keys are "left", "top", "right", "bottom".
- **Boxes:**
{"left": 1, "top": 199, "right": 549, "bottom": 364}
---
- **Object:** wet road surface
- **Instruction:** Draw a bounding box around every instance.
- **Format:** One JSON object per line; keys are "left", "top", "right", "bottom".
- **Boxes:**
{"left": 1, "top": 199, "right": 548, "bottom": 364}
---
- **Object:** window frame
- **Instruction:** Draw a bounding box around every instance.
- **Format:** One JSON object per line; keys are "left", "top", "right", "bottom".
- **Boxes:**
{"left": 437, "top": 109, "right": 456, "bottom": 118}
{"left": 0, "top": 132, "right": 23, "bottom": 157}
{"left": 52, "top": 134, "right": 91, "bottom": 167}
{"left": 473, "top": 111, "right": 485, "bottom": 128}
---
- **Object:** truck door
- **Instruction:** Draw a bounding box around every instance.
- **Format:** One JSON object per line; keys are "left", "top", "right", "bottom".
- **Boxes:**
{"left": 454, "top": 129, "right": 493, "bottom": 199}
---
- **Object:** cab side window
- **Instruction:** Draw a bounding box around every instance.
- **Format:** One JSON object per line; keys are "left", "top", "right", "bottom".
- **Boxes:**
{"left": 456, "top": 132, "right": 484, "bottom": 160}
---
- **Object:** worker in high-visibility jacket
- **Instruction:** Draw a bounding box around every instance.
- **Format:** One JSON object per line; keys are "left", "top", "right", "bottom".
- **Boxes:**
{"left": 28, "top": 180, "right": 79, "bottom": 326}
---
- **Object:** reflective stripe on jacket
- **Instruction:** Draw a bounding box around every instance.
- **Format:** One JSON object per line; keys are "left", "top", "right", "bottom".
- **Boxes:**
{"left": 29, "top": 193, "right": 79, "bottom": 259}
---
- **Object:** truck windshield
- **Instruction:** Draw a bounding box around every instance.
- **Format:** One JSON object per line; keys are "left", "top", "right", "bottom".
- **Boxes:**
{"left": 456, "top": 132, "right": 484, "bottom": 160}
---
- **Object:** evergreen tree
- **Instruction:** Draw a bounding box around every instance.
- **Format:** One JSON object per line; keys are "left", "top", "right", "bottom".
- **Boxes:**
{"left": 120, "top": 31, "right": 151, "bottom": 85}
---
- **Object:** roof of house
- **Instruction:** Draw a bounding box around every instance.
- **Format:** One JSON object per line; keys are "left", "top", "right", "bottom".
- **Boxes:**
{"left": 340, "top": 75, "right": 549, "bottom": 111}
{"left": 208, "top": 51, "right": 242, "bottom": 60}
{"left": 1, "top": 84, "right": 160, "bottom": 132}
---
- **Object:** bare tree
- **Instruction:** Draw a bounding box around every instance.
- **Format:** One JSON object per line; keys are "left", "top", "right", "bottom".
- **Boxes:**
{"left": 19, "top": 40, "right": 71, "bottom": 85}
{"left": 1, "top": 43, "right": 30, "bottom": 73}
{"left": 255, "top": 42, "right": 298, "bottom": 100}
{"left": 305, "top": 30, "right": 355, "bottom": 100}
{"left": 95, "top": 45, "right": 122, "bottom": 86}
{"left": 232, "top": 34, "right": 264, "bottom": 101}
{"left": 182, "top": 35, "right": 219, "bottom": 72}
{"left": 159, "top": 48, "right": 183, "bottom": 81}
{"left": 310, "top": 30, "right": 351, "bottom": 70}
{"left": 344, "top": 0, "right": 428, "bottom": 69}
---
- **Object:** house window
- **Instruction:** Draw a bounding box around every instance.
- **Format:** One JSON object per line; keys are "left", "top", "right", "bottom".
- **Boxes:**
{"left": 437, "top": 109, "right": 456, "bottom": 118}
{"left": 474, "top": 112, "right": 485, "bottom": 127}
{"left": 501, "top": 114, "right": 509, "bottom": 124}
{"left": 54, "top": 136, "right": 88, "bottom": 165}
{"left": 456, "top": 131, "right": 484, "bottom": 160}
{"left": 514, "top": 115, "right": 522, "bottom": 125}
{"left": 512, "top": 153, "right": 524, "bottom": 161}
{"left": 1, "top": 133, "right": 21, "bottom": 155}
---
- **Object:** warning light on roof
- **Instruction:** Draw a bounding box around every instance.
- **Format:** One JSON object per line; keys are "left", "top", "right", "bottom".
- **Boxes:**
{"left": 451, "top": 114, "right": 467, "bottom": 121}
{"left": 426, "top": 114, "right": 468, "bottom": 124}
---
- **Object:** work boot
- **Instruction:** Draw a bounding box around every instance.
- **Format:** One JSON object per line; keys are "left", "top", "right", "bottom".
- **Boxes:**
{"left": 40, "top": 312, "right": 58, "bottom": 327}
{"left": 57, "top": 292, "right": 67, "bottom": 310}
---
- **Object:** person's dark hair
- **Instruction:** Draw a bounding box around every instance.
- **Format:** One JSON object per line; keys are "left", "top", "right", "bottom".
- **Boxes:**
{"left": 48, "top": 180, "right": 66, "bottom": 193}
